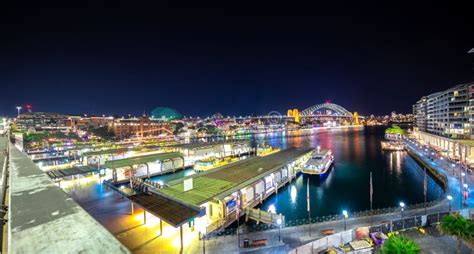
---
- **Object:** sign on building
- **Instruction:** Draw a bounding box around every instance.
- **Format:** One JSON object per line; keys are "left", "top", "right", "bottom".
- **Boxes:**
{"left": 184, "top": 178, "right": 193, "bottom": 192}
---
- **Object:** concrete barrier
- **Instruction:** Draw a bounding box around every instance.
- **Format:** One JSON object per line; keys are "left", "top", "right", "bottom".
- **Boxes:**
{"left": 7, "top": 143, "right": 130, "bottom": 254}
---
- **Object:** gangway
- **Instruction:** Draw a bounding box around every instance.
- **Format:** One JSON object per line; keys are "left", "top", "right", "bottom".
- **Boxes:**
{"left": 245, "top": 207, "right": 284, "bottom": 225}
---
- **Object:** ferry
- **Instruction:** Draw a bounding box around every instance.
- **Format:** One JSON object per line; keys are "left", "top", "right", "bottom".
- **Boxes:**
{"left": 193, "top": 157, "right": 238, "bottom": 172}
{"left": 302, "top": 147, "right": 334, "bottom": 175}
{"left": 257, "top": 145, "right": 281, "bottom": 157}
{"left": 381, "top": 141, "right": 404, "bottom": 151}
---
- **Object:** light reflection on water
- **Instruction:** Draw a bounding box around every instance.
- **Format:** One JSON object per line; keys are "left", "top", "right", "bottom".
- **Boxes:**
{"left": 256, "top": 126, "right": 444, "bottom": 220}
{"left": 152, "top": 126, "right": 444, "bottom": 221}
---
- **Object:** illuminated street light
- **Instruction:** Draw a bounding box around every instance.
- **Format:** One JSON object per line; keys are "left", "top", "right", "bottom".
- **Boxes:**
{"left": 399, "top": 202, "right": 405, "bottom": 219}
{"left": 447, "top": 195, "right": 453, "bottom": 212}
{"left": 16, "top": 106, "right": 22, "bottom": 117}
{"left": 342, "top": 210, "right": 348, "bottom": 230}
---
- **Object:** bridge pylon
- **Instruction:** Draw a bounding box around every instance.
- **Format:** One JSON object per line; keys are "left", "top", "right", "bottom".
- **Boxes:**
{"left": 353, "top": 112, "right": 360, "bottom": 125}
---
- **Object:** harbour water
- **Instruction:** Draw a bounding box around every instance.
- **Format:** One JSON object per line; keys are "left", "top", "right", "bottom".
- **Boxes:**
{"left": 150, "top": 126, "right": 444, "bottom": 221}
{"left": 255, "top": 126, "right": 444, "bottom": 220}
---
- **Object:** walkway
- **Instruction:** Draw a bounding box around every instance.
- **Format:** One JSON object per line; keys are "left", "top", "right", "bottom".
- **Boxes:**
{"left": 6, "top": 138, "right": 130, "bottom": 254}
{"left": 405, "top": 139, "right": 474, "bottom": 209}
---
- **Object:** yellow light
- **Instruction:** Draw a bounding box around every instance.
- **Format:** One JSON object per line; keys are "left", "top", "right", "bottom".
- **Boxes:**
{"left": 171, "top": 229, "right": 197, "bottom": 249}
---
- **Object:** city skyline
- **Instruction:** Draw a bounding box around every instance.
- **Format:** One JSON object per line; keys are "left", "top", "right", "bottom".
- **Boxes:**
{"left": 2, "top": 2, "right": 473, "bottom": 117}
{"left": 2, "top": 2, "right": 474, "bottom": 253}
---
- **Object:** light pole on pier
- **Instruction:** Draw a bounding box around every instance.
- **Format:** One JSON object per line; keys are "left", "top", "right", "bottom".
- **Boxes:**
{"left": 447, "top": 195, "right": 453, "bottom": 212}
{"left": 399, "top": 202, "right": 405, "bottom": 219}
{"left": 277, "top": 218, "right": 282, "bottom": 242}
{"left": 342, "top": 210, "right": 348, "bottom": 231}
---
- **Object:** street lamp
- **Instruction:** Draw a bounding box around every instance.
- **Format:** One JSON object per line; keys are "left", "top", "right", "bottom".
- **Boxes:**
{"left": 342, "top": 210, "right": 348, "bottom": 231}
{"left": 399, "top": 202, "right": 405, "bottom": 219}
{"left": 277, "top": 218, "right": 282, "bottom": 242}
{"left": 452, "top": 164, "right": 456, "bottom": 175}
{"left": 447, "top": 195, "right": 453, "bottom": 212}
{"left": 16, "top": 106, "right": 22, "bottom": 117}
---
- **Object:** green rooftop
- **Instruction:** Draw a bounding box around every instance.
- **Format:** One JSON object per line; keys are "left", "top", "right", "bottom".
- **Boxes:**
{"left": 157, "top": 147, "right": 312, "bottom": 206}
{"left": 104, "top": 152, "right": 183, "bottom": 168}
{"left": 82, "top": 147, "right": 131, "bottom": 157}
{"left": 385, "top": 125, "right": 405, "bottom": 135}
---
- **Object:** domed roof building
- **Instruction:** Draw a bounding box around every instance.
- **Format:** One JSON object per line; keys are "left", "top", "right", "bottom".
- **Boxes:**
{"left": 150, "top": 107, "right": 182, "bottom": 121}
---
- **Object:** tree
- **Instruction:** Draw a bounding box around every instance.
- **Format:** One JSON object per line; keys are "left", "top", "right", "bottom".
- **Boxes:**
{"left": 380, "top": 235, "right": 420, "bottom": 254}
{"left": 89, "top": 126, "right": 115, "bottom": 141}
{"left": 438, "top": 214, "right": 474, "bottom": 254}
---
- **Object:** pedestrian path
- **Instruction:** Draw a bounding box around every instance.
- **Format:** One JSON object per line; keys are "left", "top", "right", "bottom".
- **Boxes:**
{"left": 405, "top": 140, "right": 473, "bottom": 209}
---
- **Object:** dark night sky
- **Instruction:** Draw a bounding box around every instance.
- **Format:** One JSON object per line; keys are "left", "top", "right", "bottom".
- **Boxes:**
{"left": 1, "top": 1, "right": 473, "bottom": 117}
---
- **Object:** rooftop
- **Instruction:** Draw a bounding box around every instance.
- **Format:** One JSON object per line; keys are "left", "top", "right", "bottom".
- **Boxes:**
{"left": 129, "top": 193, "right": 200, "bottom": 228}
{"left": 167, "top": 140, "right": 249, "bottom": 150}
{"left": 158, "top": 147, "right": 312, "bottom": 206}
{"left": 104, "top": 152, "right": 183, "bottom": 168}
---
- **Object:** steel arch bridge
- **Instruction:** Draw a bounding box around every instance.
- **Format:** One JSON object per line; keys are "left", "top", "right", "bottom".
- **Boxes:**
{"left": 300, "top": 102, "right": 353, "bottom": 117}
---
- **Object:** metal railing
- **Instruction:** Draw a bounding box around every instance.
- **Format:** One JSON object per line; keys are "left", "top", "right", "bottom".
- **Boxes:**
{"left": 1, "top": 138, "right": 10, "bottom": 251}
{"left": 206, "top": 199, "right": 443, "bottom": 238}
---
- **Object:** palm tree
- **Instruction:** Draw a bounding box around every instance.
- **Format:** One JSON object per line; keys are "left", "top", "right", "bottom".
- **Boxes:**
{"left": 438, "top": 214, "right": 474, "bottom": 254}
{"left": 380, "top": 235, "right": 420, "bottom": 254}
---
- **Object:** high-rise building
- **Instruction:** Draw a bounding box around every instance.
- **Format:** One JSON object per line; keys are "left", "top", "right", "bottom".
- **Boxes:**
{"left": 413, "top": 96, "right": 428, "bottom": 132}
{"left": 413, "top": 82, "right": 474, "bottom": 139}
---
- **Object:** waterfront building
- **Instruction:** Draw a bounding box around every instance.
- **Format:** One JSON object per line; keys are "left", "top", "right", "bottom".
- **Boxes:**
{"left": 413, "top": 82, "right": 474, "bottom": 139}
{"left": 68, "top": 115, "right": 114, "bottom": 131}
{"left": 412, "top": 82, "right": 474, "bottom": 167}
{"left": 413, "top": 96, "right": 428, "bottom": 132}
{"left": 16, "top": 112, "right": 70, "bottom": 132}
{"left": 108, "top": 116, "right": 172, "bottom": 140}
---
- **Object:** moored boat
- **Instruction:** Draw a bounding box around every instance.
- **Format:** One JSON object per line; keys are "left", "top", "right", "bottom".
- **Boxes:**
{"left": 381, "top": 141, "right": 404, "bottom": 151}
{"left": 302, "top": 147, "right": 334, "bottom": 175}
{"left": 193, "top": 157, "right": 238, "bottom": 172}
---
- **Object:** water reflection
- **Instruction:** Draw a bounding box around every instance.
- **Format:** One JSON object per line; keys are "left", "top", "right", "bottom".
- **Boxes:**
{"left": 290, "top": 185, "right": 297, "bottom": 204}
{"left": 258, "top": 126, "right": 444, "bottom": 220}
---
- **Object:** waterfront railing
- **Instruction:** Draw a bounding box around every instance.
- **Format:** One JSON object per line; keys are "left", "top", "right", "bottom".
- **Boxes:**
{"left": 206, "top": 199, "right": 443, "bottom": 238}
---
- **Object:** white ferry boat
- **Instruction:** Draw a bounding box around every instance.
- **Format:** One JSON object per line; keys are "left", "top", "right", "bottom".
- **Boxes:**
{"left": 302, "top": 147, "right": 334, "bottom": 175}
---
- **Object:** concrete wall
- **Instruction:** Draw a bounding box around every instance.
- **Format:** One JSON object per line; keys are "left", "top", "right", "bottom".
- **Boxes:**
{"left": 7, "top": 143, "right": 130, "bottom": 254}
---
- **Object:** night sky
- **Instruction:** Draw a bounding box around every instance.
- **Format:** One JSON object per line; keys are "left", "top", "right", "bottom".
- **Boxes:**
{"left": 1, "top": 2, "right": 473, "bottom": 117}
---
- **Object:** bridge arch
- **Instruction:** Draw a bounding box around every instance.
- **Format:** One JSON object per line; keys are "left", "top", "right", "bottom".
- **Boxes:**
{"left": 300, "top": 103, "right": 353, "bottom": 117}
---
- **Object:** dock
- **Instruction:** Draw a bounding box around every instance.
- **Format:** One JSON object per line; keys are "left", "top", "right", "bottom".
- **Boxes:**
{"left": 155, "top": 147, "right": 313, "bottom": 231}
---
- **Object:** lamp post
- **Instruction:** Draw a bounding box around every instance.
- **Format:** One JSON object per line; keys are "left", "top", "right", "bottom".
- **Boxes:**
{"left": 277, "top": 218, "right": 282, "bottom": 242}
{"left": 399, "top": 202, "right": 405, "bottom": 219}
{"left": 447, "top": 195, "right": 453, "bottom": 212}
{"left": 342, "top": 210, "right": 348, "bottom": 231}
{"left": 16, "top": 106, "right": 22, "bottom": 117}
